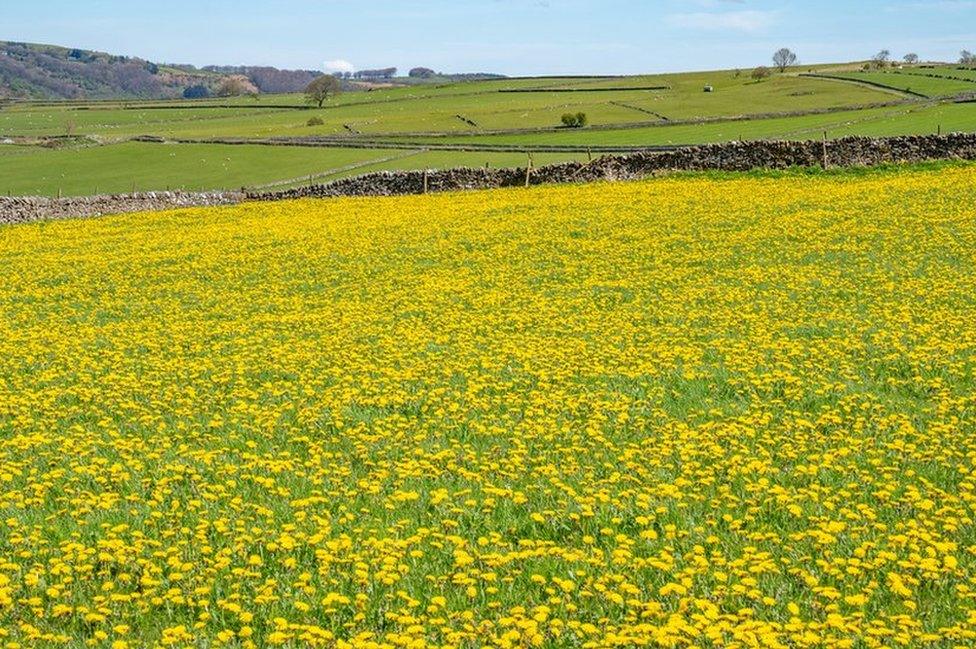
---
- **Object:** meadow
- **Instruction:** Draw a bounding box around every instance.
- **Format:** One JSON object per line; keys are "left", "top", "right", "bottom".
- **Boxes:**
{"left": 1, "top": 164, "right": 975, "bottom": 647}
{"left": 2, "top": 64, "right": 974, "bottom": 196}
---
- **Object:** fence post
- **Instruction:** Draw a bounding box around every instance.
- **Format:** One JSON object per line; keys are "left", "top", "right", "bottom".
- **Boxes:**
{"left": 525, "top": 154, "right": 533, "bottom": 188}
{"left": 587, "top": 148, "right": 592, "bottom": 161}
{"left": 938, "top": 124, "right": 942, "bottom": 136}
{"left": 423, "top": 169, "right": 429, "bottom": 194}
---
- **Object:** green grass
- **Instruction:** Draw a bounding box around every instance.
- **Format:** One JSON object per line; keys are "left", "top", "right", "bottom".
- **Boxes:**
{"left": 1, "top": 66, "right": 973, "bottom": 197}
{"left": 0, "top": 143, "right": 402, "bottom": 196}
{"left": 0, "top": 73, "right": 894, "bottom": 139}
{"left": 401, "top": 103, "right": 967, "bottom": 147}
{"left": 823, "top": 71, "right": 976, "bottom": 97}
{"left": 272, "top": 151, "right": 586, "bottom": 189}
{"left": 0, "top": 142, "right": 587, "bottom": 196}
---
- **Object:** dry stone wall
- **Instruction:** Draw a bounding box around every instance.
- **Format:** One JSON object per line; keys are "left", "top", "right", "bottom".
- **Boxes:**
{"left": 250, "top": 134, "right": 976, "bottom": 201}
{"left": 0, "top": 191, "right": 243, "bottom": 225}
{"left": 2, "top": 134, "right": 975, "bottom": 224}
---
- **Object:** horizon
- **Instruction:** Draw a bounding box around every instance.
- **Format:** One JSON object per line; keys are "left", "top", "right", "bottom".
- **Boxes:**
{"left": 3, "top": 0, "right": 975, "bottom": 76}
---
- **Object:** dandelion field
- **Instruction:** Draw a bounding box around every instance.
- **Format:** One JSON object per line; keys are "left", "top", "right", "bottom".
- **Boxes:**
{"left": 1, "top": 166, "right": 976, "bottom": 648}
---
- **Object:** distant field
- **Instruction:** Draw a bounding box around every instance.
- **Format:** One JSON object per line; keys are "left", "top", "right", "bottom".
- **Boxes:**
{"left": 402, "top": 103, "right": 971, "bottom": 147}
{"left": 819, "top": 70, "right": 976, "bottom": 97}
{"left": 0, "top": 75, "right": 892, "bottom": 138}
{"left": 1, "top": 64, "right": 974, "bottom": 196}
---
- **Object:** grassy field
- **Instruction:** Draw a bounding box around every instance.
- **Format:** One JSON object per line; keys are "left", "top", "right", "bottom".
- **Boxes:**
{"left": 821, "top": 70, "right": 976, "bottom": 97}
{"left": 2, "top": 164, "right": 976, "bottom": 647}
{"left": 0, "top": 75, "right": 892, "bottom": 139}
{"left": 411, "top": 102, "right": 973, "bottom": 147}
{"left": 1, "top": 64, "right": 974, "bottom": 196}
{"left": 0, "top": 142, "right": 585, "bottom": 197}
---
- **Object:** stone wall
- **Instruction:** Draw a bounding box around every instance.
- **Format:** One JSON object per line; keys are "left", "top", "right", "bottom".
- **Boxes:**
{"left": 250, "top": 134, "right": 976, "bottom": 201}
{"left": 3, "top": 134, "right": 975, "bottom": 224}
{"left": 0, "top": 191, "right": 243, "bottom": 225}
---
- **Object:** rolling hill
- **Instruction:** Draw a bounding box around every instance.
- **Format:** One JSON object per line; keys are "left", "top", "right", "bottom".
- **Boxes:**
{"left": 0, "top": 41, "right": 322, "bottom": 99}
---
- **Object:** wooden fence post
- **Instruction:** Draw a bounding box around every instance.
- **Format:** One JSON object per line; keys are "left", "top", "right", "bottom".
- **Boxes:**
{"left": 822, "top": 131, "right": 828, "bottom": 170}
{"left": 525, "top": 154, "right": 533, "bottom": 188}
{"left": 423, "top": 169, "right": 429, "bottom": 194}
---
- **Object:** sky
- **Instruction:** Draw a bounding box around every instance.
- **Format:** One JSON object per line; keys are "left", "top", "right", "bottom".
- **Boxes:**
{"left": 3, "top": 0, "right": 975, "bottom": 75}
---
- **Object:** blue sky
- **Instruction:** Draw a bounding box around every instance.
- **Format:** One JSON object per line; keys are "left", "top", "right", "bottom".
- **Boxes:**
{"left": 4, "top": 1, "right": 975, "bottom": 75}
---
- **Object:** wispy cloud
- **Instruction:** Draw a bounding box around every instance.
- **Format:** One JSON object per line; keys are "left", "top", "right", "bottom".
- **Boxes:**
{"left": 322, "top": 58, "right": 355, "bottom": 74}
{"left": 666, "top": 10, "right": 778, "bottom": 33}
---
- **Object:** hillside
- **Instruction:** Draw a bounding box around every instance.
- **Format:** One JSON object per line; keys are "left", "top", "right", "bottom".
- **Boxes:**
{"left": 1, "top": 61, "right": 973, "bottom": 197}
{"left": 0, "top": 41, "right": 322, "bottom": 99}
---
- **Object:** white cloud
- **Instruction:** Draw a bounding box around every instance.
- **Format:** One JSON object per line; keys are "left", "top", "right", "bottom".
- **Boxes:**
{"left": 322, "top": 58, "right": 355, "bottom": 74}
{"left": 666, "top": 10, "right": 777, "bottom": 33}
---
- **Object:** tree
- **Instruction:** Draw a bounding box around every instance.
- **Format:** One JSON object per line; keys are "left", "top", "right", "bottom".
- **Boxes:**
{"left": 903, "top": 53, "right": 919, "bottom": 64}
{"left": 772, "top": 48, "right": 797, "bottom": 73}
{"left": 216, "top": 76, "right": 259, "bottom": 97}
{"left": 872, "top": 49, "right": 891, "bottom": 69}
{"left": 183, "top": 85, "right": 210, "bottom": 99}
{"left": 304, "top": 75, "right": 341, "bottom": 108}
{"left": 354, "top": 67, "right": 397, "bottom": 80}
{"left": 409, "top": 67, "right": 436, "bottom": 78}
{"left": 962, "top": 50, "right": 976, "bottom": 66}
{"left": 751, "top": 66, "right": 771, "bottom": 81}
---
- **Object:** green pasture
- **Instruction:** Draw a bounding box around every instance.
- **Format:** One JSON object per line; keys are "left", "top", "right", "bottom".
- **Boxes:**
{"left": 0, "top": 142, "right": 586, "bottom": 196}
{"left": 1, "top": 65, "right": 973, "bottom": 197}
{"left": 823, "top": 70, "right": 976, "bottom": 97}
{"left": 402, "top": 102, "right": 967, "bottom": 147}
{"left": 0, "top": 73, "right": 894, "bottom": 139}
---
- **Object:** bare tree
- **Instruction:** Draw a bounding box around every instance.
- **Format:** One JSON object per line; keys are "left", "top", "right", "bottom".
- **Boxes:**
{"left": 772, "top": 48, "right": 797, "bottom": 73}
{"left": 962, "top": 50, "right": 976, "bottom": 66}
{"left": 304, "top": 75, "right": 341, "bottom": 108}
{"left": 872, "top": 49, "right": 891, "bottom": 69}
{"left": 903, "top": 53, "right": 919, "bottom": 64}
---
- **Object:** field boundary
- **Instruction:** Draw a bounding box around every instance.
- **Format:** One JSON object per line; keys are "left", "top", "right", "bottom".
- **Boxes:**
{"left": 800, "top": 73, "right": 931, "bottom": 98}
{"left": 498, "top": 86, "right": 670, "bottom": 93}
{"left": 248, "top": 133, "right": 976, "bottom": 201}
{"left": 4, "top": 133, "right": 975, "bottom": 224}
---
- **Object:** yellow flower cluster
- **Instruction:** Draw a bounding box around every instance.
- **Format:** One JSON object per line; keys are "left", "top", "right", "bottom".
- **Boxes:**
{"left": 1, "top": 165, "right": 975, "bottom": 648}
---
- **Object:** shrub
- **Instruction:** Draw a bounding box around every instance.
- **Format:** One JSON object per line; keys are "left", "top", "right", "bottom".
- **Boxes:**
{"left": 751, "top": 66, "right": 771, "bottom": 81}
{"left": 183, "top": 85, "right": 210, "bottom": 99}
{"left": 307, "top": 116, "right": 325, "bottom": 127}
{"left": 561, "top": 113, "right": 588, "bottom": 128}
